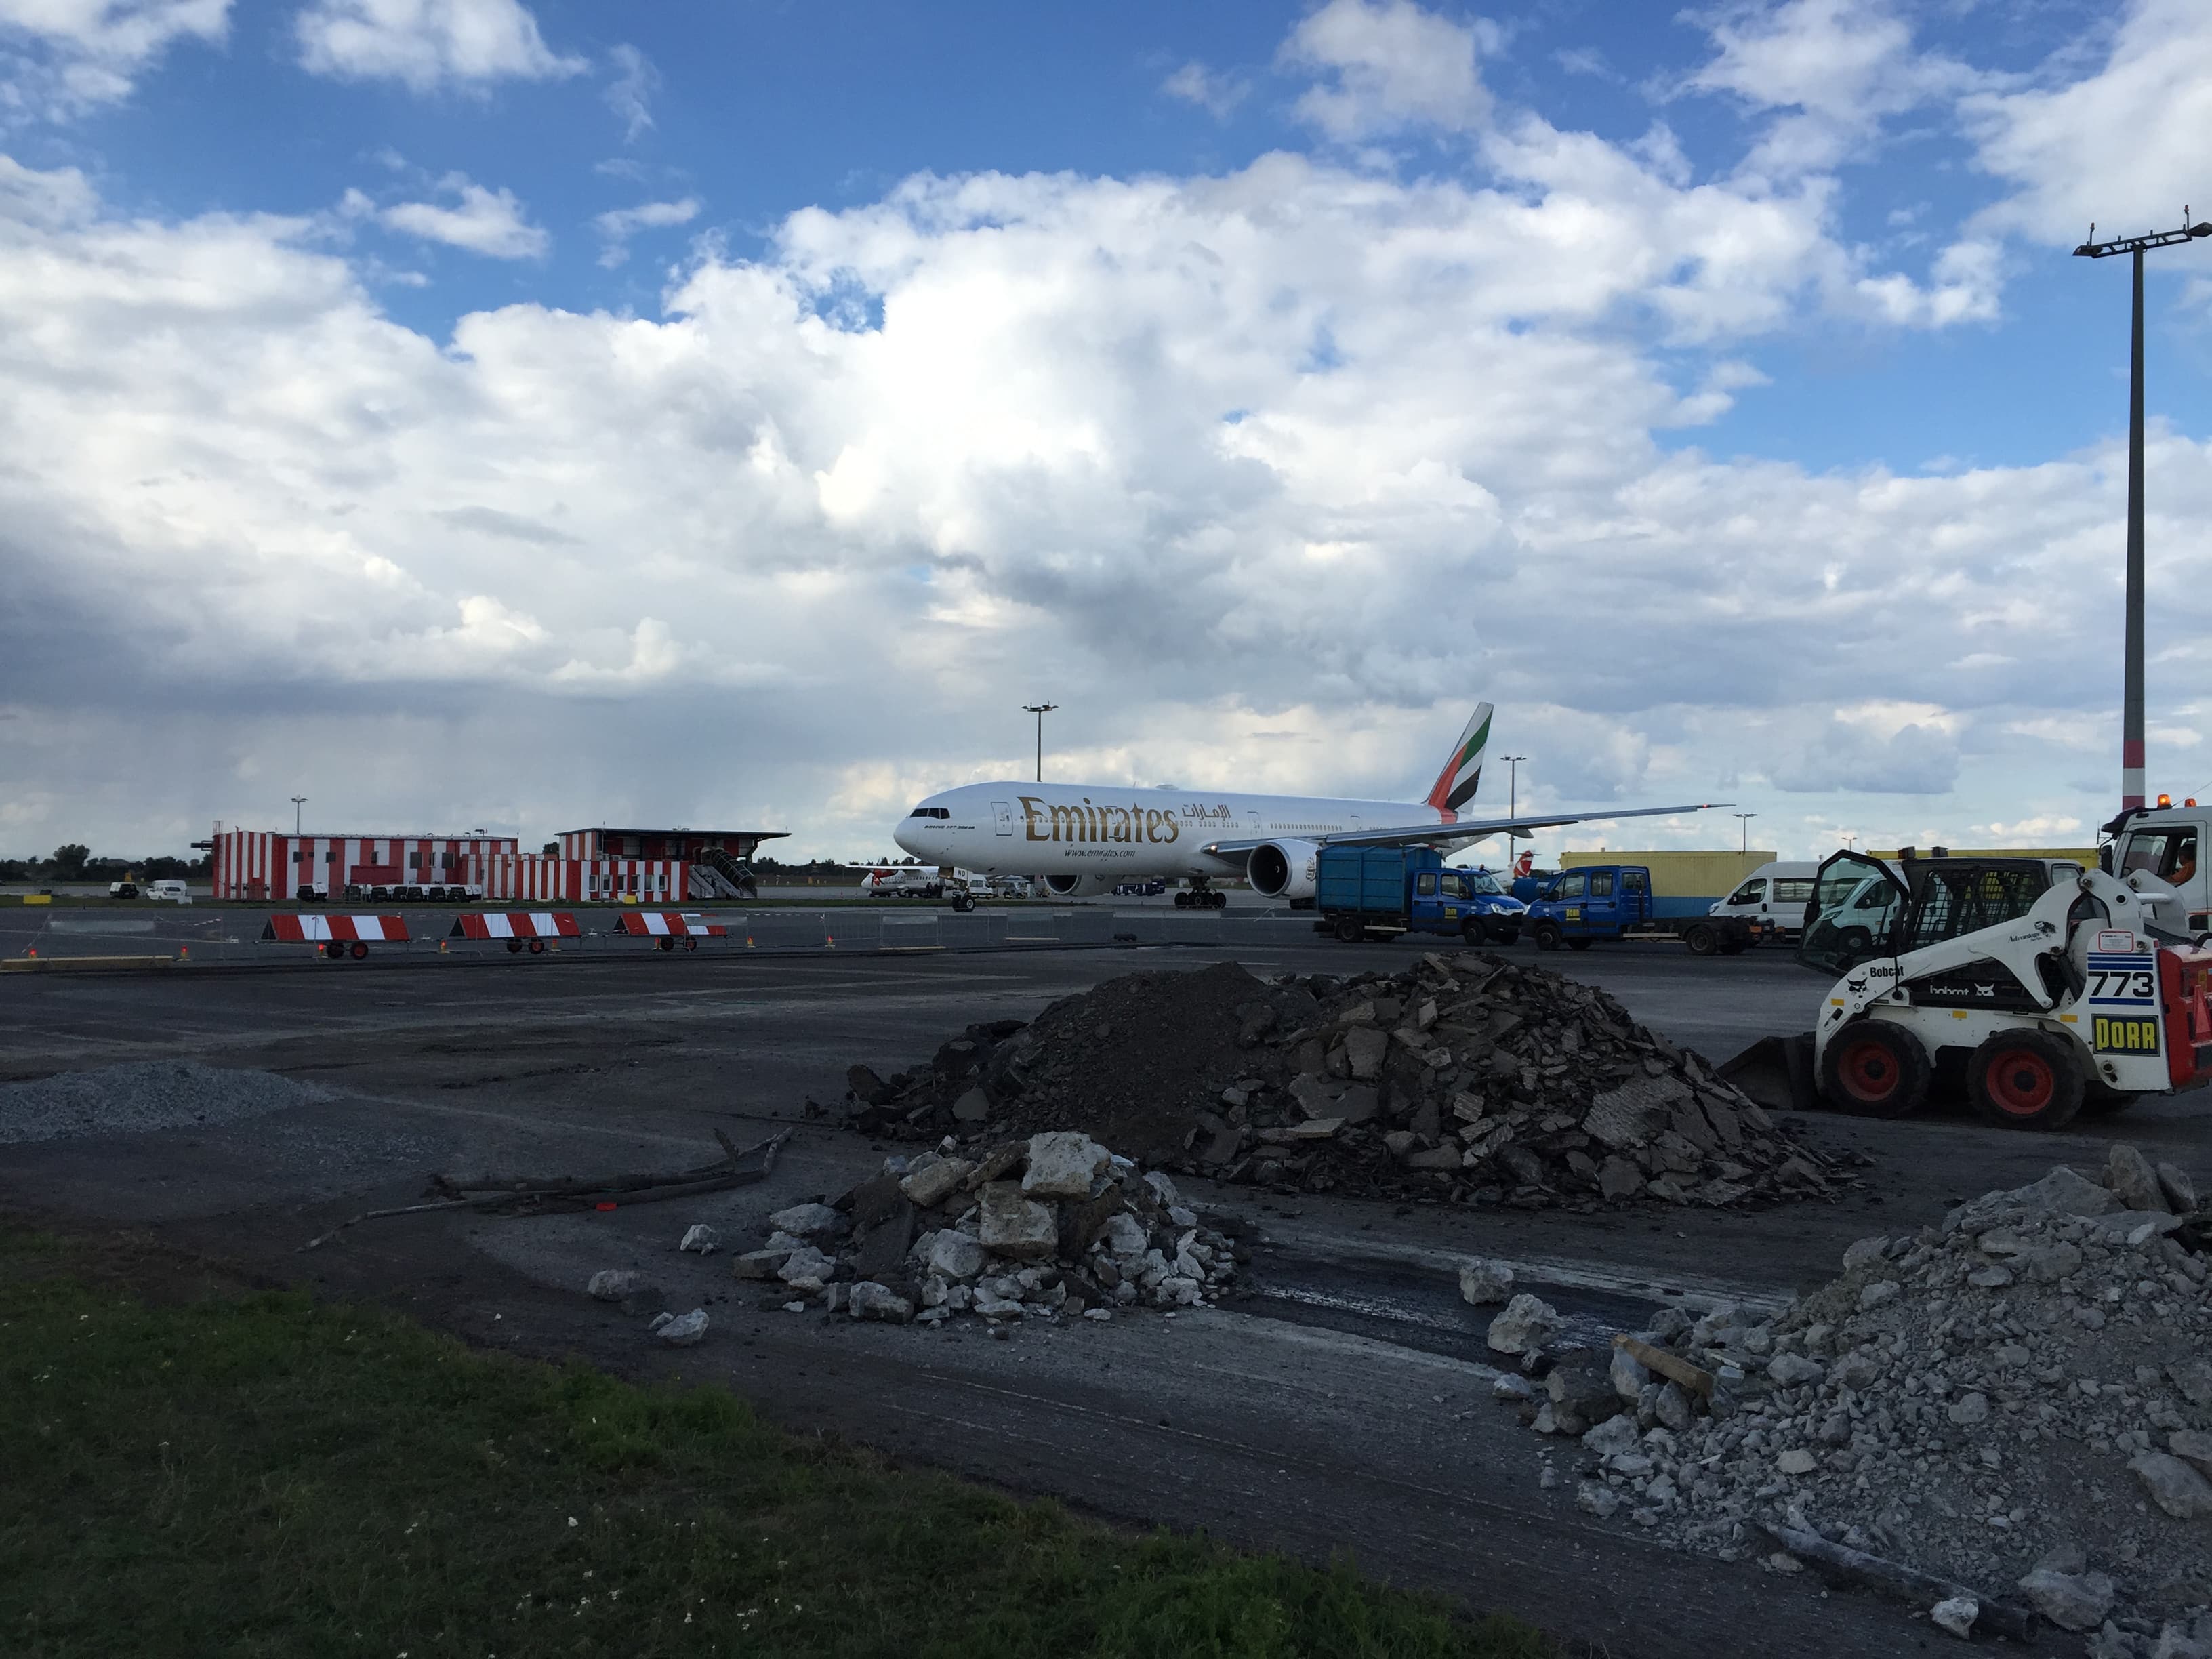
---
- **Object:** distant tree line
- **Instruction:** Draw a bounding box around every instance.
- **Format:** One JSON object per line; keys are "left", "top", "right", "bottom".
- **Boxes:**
{"left": 1, "top": 844, "right": 211, "bottom": 883}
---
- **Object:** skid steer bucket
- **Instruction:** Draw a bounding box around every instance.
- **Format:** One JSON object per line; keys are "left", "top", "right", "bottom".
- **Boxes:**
{"left": 1717, "top": 1032, "right": 1819, "bottom": 1113}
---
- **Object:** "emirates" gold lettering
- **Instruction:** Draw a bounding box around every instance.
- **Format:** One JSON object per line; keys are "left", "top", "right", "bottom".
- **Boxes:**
{"left": 1021, "top": 795, "right": 1183, "bottom": 845}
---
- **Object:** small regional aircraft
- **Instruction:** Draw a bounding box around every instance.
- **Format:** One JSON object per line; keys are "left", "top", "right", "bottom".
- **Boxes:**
{"left": 892, "top": 703, "right": 1725, "bottom": 908}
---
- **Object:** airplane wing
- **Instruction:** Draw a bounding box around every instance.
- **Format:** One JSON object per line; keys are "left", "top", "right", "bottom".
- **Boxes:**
{"left": 1195, "top": 803, "right": 1731, "bottom": 859}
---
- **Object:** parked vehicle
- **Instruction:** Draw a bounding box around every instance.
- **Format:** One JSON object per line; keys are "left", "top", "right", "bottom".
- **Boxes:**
{"left": 146, "top": 879, "right": 192, "bottom": 905}
{"left": 108, "top": 880, "right": 140, "bottom": 899}
{"left": 1708, "top": 861, "right": 1820, "bottom": 939}
{"left": 1114, "top": 878, "right": 1168, "bottom": 897}
{"left": 1521, "top": 864, "right": 1755, "bottom": 955}
{"left": 1313, "top": 846, "right": 1528, "bottom": 945}
{"left": 861, "top": 867, "right": 943, "bottom": 899}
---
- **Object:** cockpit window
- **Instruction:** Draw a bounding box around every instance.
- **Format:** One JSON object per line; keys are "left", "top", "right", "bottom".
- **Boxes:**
{"left": 907, "top": 807, "right": 950, "bottom": 819}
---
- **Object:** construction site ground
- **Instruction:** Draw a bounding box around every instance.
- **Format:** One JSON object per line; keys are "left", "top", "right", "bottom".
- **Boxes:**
{"left": 5, "top": 939, "right": 2207, "bottom": 1657}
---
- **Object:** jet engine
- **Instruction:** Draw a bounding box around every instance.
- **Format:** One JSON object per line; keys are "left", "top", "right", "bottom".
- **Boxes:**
{"left": 1042, "top": 872, "right": 1117, "bottom": 898}
{"left": 1246, "top": 840, "right": 1321, "bottom": 905}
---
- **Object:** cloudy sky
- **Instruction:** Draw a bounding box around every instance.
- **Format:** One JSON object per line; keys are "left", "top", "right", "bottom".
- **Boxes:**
{"left": 3, "top": 0, "right": 2211, "bottom": 865}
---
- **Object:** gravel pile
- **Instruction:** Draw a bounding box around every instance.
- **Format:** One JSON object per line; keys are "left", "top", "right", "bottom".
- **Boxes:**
{"left": 726, "top": 1130, "right": 1244, "bottom": 1328}
{"left": 0, "top": 1061, "right": 332, "bottom": 1145}
{"left": 838, "top": 956, "right": 1841, "bottom": 1210}
{"left": 1489, "top": 1143, "right": 2211, "bottom": 1651}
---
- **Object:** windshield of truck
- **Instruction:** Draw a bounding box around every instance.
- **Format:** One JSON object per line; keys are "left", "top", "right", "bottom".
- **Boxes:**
{"left": 1549, "top": 871, "right": 1586, "bottom": 901}
{"left": 1798, "top": 854, "right": 1906, "bottom": 977}
{"left": 2121, "top": 828, "right": 2199, "bottom": 886}
{"left": 1459, "top": 870, "right": 1503, "bottom": 895}
{"left": 1725, "top": 880, "right": 1763, "bottom": 906}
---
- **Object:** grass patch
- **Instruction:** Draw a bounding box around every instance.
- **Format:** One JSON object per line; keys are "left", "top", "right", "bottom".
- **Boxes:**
{"left": 0, "top": 1227, "right": 1553, "bottom": 1658}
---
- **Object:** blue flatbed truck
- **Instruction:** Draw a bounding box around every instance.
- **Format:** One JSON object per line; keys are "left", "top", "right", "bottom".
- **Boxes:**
{"left": 1314, "top": 846, "right": 1529, "bottom": 945}
{"left": 1519, "top": 863, "right": 1755, "bottom": 956}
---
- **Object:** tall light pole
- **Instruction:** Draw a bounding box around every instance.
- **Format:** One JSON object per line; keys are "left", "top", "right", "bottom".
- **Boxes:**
{"left": 291, "top": 796, "right": 308, "bottom": 835}
{"left": 2074, "top": 209, "right": 2212, "bottom": 820}
{"left": 1732, "top": 811, "right": 1757, "bottom": 855}
{"left": 1501, "top": 756, "right": 1526, "bottom": 819}
{"left": 1021, "top": 703, "right": 1057, "bottom": 783}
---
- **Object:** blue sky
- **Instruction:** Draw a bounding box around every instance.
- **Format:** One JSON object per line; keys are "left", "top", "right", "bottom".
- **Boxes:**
{"left": 4, "top": 0, "right": 2212, "bottom": 861}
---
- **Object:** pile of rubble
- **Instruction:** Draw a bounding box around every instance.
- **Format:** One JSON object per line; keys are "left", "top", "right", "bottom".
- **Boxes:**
{"left": 726, "top": 1130, "right": 1242, "bottom": 1328}
{"left": 1486, "top": 1143, "right": 2211, "bottom": 1651}
{"left": 834, "top": 956, "right": 1841, "bottom": 1210}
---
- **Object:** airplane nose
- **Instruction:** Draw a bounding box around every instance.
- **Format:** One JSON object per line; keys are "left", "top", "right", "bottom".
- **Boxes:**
{"left": 893, "top": 823, "right": 919, "bottom": 857}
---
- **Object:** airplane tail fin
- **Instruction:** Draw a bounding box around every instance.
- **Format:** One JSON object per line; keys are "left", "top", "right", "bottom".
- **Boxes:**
{"left": 1425, "top": 702, "right": 1494, "bottom": 820}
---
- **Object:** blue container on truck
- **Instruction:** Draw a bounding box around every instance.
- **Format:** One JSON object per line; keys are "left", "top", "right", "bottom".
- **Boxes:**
{"left": 1314, "top": 846, "right": 1528, "bottom": 945}
{"left": 1520, "top": 864, "right": 1754, "bottom": 956}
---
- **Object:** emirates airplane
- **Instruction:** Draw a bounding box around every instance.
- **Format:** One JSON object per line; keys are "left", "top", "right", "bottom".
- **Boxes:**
{"left": 891, "top": 703, "right": 1724, "bottom": 909}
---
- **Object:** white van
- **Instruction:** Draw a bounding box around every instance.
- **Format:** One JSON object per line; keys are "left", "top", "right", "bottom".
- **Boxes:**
{"left": 1708, "top": 861, "right": 1818, "bottom": 937}
{"left": 147, "top": 879, "right": 192, "bottom": 904}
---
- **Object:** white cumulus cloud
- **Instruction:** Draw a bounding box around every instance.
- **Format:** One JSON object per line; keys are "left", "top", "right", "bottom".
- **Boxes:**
{"left": 1280, "top": 0, "right": 1490, "bottom": 140}
{"left": 379, "top": 174, "right": 547, "bottom": 258}
{"left": 295, "top": 0, "right": 584, "bottom": 92}
{"left": 0, "top": 0, "right": 228, "bottom": 119}
{"left": 592, "top": 194, "right": 697, "bottom": 268}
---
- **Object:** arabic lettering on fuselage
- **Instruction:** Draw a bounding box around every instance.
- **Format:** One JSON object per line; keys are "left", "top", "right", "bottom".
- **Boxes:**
{"left": 1018, "top": 794, "right": 1243, "bottom": 846}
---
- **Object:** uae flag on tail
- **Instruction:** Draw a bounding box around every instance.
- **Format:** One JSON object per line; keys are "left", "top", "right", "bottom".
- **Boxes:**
{"left": 1426, "top": 701, "right": 1494, "bottom": 818}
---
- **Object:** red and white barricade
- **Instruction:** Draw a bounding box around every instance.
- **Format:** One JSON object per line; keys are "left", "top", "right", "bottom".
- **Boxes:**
{"left": 450, "top": 912, "right": 581, "bottom": 954}
{"left": 615, "top": 911, "right": 728, "bottom": 951}
{"left": 260, "top": 914, "right": 409, "bottom": 960}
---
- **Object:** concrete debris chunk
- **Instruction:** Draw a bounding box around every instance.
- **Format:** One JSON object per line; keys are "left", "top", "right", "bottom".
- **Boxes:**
{"left": 766, "top": 1202, "right": 848, "bottom": 1243}
{"left": 977, "top": 1181, "right": 1059, "bottom": 1261}
{"left": 847, "top": 1282, "right": 914, "bottom": 1323}
{"left": 1457, "top": 1258, "right": 1515, "bottom": 1306}
{"left": 2131, "top": 1452, "right": 2212, "bottom": 1520}
{"left": 1944, "top": 1165, "right": 2118, "bottom": 1232}
{"left": 899, "top": 1158, "right": 974, "bottom": 1208}
{"left": 731, "top": 1247, "right": 795, "bottom": 1280}
{"left": 2106, "top": 1142, "right": 2171, "bottom": 1215}
{"left": 1022, "top": 1132, "right": 1109, "bottom": 1198}
{"left": 678, "top": 1224, "right": 720, "bottom": 1255}
{"left": 2156, "top": 1161, "right": 2198, "bottom": 1216}
{"left": 655, "top": 1309, "right": 709, "bottom": 1346}
{"left": 1929, "top": 1595, "right": 1979, "bottom": 1639}
{"left": 777, "top": 1246, "right": 836, "bottom": 1293}
{"left": 1485, "top": 1293, "right": 1561, "bottom": 1355}
{"left": 2018, "top": 1567, "right": 2118, "bottom": 1632}
{"left": 838, "top": 958, "right": 1833, "bottom": 1212}
{"left": 587, "top": 1269, "right": 649, "bottom": 1302}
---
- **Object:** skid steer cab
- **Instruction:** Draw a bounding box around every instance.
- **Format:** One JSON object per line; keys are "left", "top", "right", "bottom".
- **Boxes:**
{"left": 1727, "top": 850, "right": 2212, "bottom": 1130}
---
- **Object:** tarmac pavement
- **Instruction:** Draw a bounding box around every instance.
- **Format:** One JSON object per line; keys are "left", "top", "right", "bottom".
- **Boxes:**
{"left": 4, "top": 938, "right": 2201, "bottom": 1655}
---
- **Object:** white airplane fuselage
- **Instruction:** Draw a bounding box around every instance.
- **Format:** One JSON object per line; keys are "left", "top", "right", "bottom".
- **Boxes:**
{"left": 893, "top": 781, "right": 1451, "bottom": 883}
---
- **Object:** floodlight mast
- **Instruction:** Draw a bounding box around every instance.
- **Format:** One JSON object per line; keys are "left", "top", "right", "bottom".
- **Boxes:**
{"left": 2073, "top": 209, "right": 2212, "bottom": 819}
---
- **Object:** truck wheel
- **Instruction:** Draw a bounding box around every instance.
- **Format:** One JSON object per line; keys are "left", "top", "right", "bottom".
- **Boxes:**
{"left": 657, "top": 937, "right": 675, "bottom": 951}
{"left": 1532, "top": 922, "right": 1562, "bottom": 951}
{"left": 1565, "top": 937, "right": 1594, "bottom": 951}
{"left": 1820, "top": 1022, "right": 1930, "bottom": 1118}
{"left": 1683, "top": 923, "right": 1719, "bottom": 957}
{"left": 349, "top": 941, "right": 369, "bottom": 960}
{"left": 529, "top": 938, "right": 546, "bottom": 954}
{"left": 1334, "top": 916, "right": 1363, "bottom": 943}
{"left": 1968, "top": 1031, "right": 2084, "bottom": 1130}
{"left": 1460, "top": 916, "right": 1488, "bottom": 946}
{"left": 506, "top": 939, "right": 524, "bottom": 954}
{"left": 1838, "top": 926, "right": 1873, "bottom": 954}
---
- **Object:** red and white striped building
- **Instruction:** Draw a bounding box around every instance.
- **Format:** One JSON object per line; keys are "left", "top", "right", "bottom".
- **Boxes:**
{"left": 207, "top": 825, "right": 693, "bottom": 903}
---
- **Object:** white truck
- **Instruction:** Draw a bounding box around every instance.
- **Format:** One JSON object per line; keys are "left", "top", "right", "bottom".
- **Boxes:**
{"left": 1723, "top": 848, "right": 2212, "bottom": 1130}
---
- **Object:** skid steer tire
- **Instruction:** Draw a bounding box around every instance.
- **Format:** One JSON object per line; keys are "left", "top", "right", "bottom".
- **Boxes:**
{"left": 1820, "top": 1022, "right": 1930, "bottom": 1118}
{"left": 1532, "top": 922, "right": 1563, "bottom": 952}
{"left": 1969, "top": 1031, "right": 2085, "bottom": 1131}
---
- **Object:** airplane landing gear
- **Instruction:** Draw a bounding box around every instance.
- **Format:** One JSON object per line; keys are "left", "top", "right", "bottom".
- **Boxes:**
{"left": 1174, "top": 886, "right": 1227, "bottom": 910}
